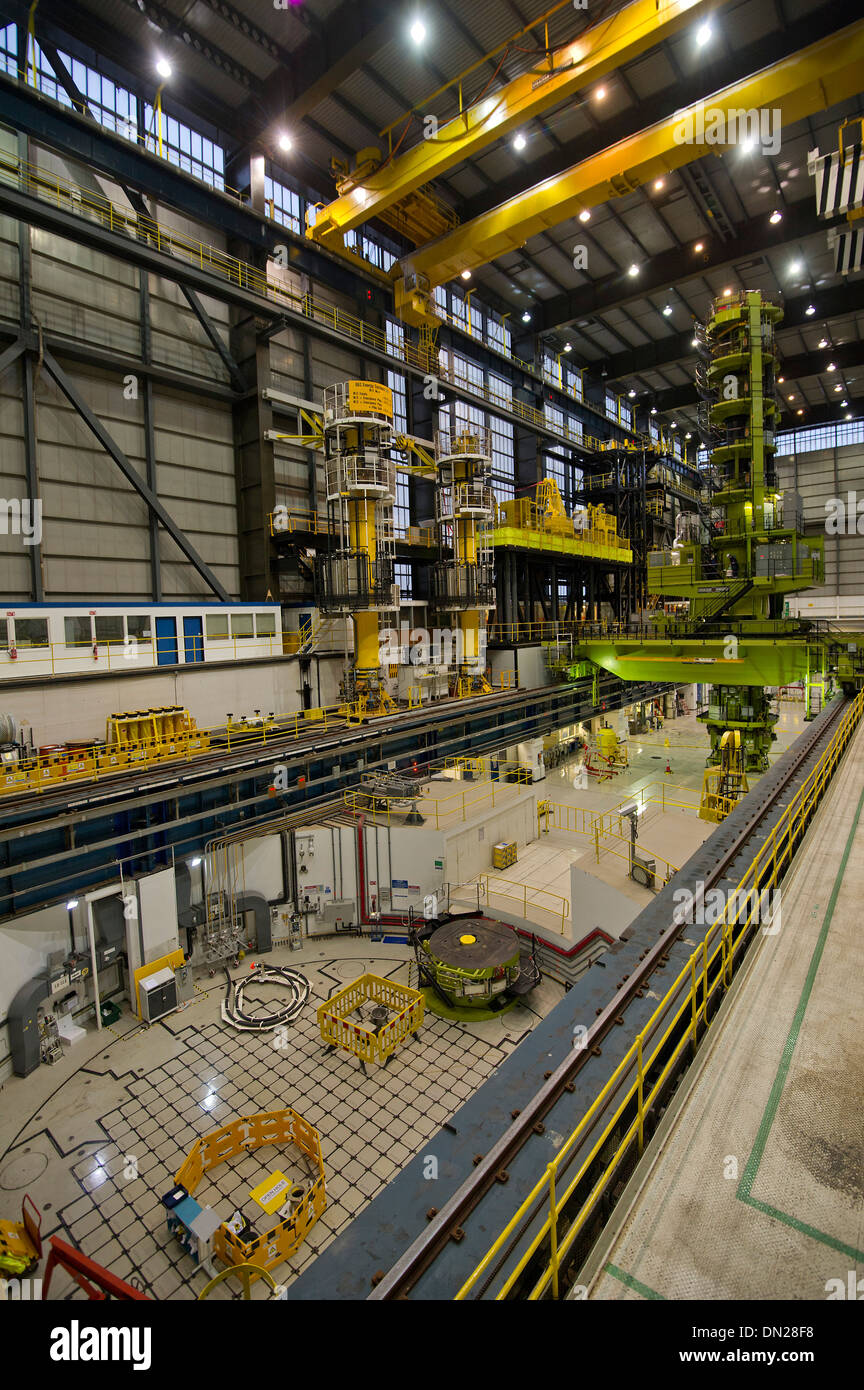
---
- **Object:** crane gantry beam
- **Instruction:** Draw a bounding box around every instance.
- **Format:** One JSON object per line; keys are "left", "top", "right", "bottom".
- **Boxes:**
{"left": 397, "top": 18, "right": 864, "bottom": 290}
{"left": 306, "top": 0, "right": 717, "bottom": 250}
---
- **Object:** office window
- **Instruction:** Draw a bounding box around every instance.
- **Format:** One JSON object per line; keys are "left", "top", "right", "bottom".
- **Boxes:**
{"left": 206, "top": 614, "right": 229, "bottom": 639}
{"left": 231, "top": 613, "right": 254, "bottom": 639}
{"left": 64, "top": 615, "right": 92, "bottom": 648}
{"left": 265, "top": 176, "right": 303, "bottom": 234}
{"left": 127, "top": 615, "right": 151, "bottom": 644}
{"left": 15, "top": 618, "right": 48, "bottom": 647}
{"left": 0, "top": 23, "right": 17, "bottom": 77}
{"left": 256, "top": 612, "right": 277, "bottom": 637}
{"left": 144, "top": 105, "right": 225, "bottom": 189}
{"left": 95, "top": 616, "right": 124, "bottom": 645}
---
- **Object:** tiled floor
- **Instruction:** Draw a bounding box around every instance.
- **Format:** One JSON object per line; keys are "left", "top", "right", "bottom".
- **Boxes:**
{"left": 0, "top": 940, "right": 562, "bottom": 1300}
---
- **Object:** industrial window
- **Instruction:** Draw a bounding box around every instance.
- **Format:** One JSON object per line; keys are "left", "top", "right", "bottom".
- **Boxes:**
{"left": 488, "top": 373, "right": 512, "bottom": 412}
{"left": 605, "top": 393, "right": 619, "bottom": 422}
{"left": 361, "top": 235, "right": 396, "bottom": 271}
{"left": 144, "top": 105, "right": 225, "bottom": 190}
{"left": 490, "top": 415, "right": 514, "bottom": 501}
{"left": 486, "top": 314, "right": 511, "bottom": 357}
{"left": 386, "top": 319, "right": 405, "bottom": 361}
{"left": 265, "top": 176, "right": 303, "bottom": 234}
{"left": 566, "top": 367, "right": 583, "bottom": 401}
{"left": 452, "top": 294, "right": 482, "bottom": 339}
{"left": 29, "top": 41, "right": 138, "bottom": 142}
{"left": 255, "top": 612, "right": 277, "bottom": 637}
{"left": 64, "top": 615, "right": 92, "bottom": 648}
{"left": 395, "top": 562, "right": 413, "bottom": 598}
{"left": 0, "top": 23, "right": 16, "bottom": 77}
{"left": 541, "top": 354, "right": 561, "bottom": 388}
{"left": 15, "top": 618, "right": 48, "bottom": 647}
{"left": 544, "top": 452, "right": 567, "bottom": 496}
{"left": 545, "top": 401, "right": 564, "bottom": 434}
{"left": 206, "top": 614, "right": 229, "bottom": 640}
{"left": 388, "top": 358, "right": 410, "bottom": 535}
{"left": 433, "top": 285, "right": 448, "bottom": 314}
{"left": 620, "top": 403, "right": 632, "bottom": 429}
{"left": 94, "top": 616, "right": 124, "bottom": 646}
{"left": 775, "top": 420, "right": 864, "bottom": 456}
{"left": 231, "top": 613, "right": 254, "bottom": 640}
{"left": 566, "top": 413, "right": 583, "bottom": 445}
{"left": 127, "top": 615, "right": 151, "bottom": 644}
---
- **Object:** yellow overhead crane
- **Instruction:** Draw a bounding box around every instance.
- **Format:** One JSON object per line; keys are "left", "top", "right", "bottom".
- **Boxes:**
{"left": 397, "top": 18, "right": 864, "bottom": 294}
{"left": 306, "top": 0, "right": 715, "bottom": 254}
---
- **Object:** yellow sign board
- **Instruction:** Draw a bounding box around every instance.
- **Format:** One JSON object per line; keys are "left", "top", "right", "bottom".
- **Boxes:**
{"left": 347, "top": 380, "right": 393, "bottom": 416}
{"left": 250, "top": 1170, "right": 292, "bottom": 1215}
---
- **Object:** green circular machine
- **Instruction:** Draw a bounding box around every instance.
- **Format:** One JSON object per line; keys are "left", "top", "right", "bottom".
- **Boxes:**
{"left": 419, "top": 918, "right": 524, "bottom": 1020}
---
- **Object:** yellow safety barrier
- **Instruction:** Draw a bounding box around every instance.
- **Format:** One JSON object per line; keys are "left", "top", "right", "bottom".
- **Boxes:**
{"left": 456, "top": 689, "right": 864, "bottom": 1300}
{"left": 472, "top": 874, "right": 570, "bottom": 935}
{"left": 174, "top": 1108, "right": 325, "bottom": 1284}
{"left": 317, "top": 973, "right": 424, "bottom": 1064}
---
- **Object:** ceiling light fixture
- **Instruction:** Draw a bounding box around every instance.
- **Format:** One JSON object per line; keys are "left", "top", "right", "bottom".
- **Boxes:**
{"left": 650, "top": 406, "right": 657, "bottom": 415}
{"left": 521, "top": 311, "right": 532, "bottom": 323}
{"left": 841, "top": 399, "right": 848, "bottom": 407}
{"left": 833, "top": 384, "right": 842, "bottom": 392}
{"left": 789, "top": 259, "right": 802, "bottom": 275}
{"left": 628, "top": 389, "right": 636, "bottom": 398}
{"left": 827, "top": 362, "right": 837, "bottom": 371}
{"left": 156, "top": 58, "right": 172, "bottom": 79}
{"left": 409, "top": 18, "right": 426, "bottom": 45}
{"left": 653, "top": 178, "right": 665, "bottom": 192}
{"left": 513, "top": 132, "right": 527, "bottom": 152}
{"left": 693, "top": 241, "right": 704, "bottom": 253}
{"left": 769, "top": 210, "right": 782, "bottom": 224}
{"left": 627, "top": 263, "right": 639, "bottom": 277}
{"left": 66, "top": 898, "right": 79, "bottom": 910}
{"left": 595, "top": 86, "right": 607, "bottom": 100}
{"left": 818, "top": 338, "right": 828, "bottom": 349}
{"left": 278, "top": 133, "right": 293, "bottom": 152}
{"left": 460, "top": 269, "right": 471, "bottom": 280}
{"left": 696, "top": 22, "right": 713, "bottom": 46}
{"left": 796, "top": 408, "right": 804, "bottom": 415}
{"left": 564, "top": 343, "right": 572, "bottom": 351}
{"left": 662, "top": 304, "right": 673, "bottom": 317}
{"left": 805, "top": 304, "right": 816, "bottom": 315}
{"left": 578, "top": 209, "right": 591, "bottom": 222}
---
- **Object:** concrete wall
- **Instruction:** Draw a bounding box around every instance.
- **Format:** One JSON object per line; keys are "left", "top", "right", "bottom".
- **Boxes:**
{"left": 777, "top": 443, "right": 864, "bottom": 623}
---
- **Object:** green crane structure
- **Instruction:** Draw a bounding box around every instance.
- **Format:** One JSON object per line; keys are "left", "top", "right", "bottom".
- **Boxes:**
{"left": 572, "top": 290, "right": 863, "bottom": 804}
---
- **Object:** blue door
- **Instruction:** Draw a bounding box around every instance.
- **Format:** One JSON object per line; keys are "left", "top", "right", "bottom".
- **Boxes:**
{"left": 183, "top": 616, "right": 204, "bottom": 664}
{"left": 155, "top": 617, "right": 178, "bottom": 666}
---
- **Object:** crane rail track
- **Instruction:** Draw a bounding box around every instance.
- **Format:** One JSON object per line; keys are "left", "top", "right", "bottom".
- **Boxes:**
{"left": 369, "top": 692, "right": 858, "bottom": 1300}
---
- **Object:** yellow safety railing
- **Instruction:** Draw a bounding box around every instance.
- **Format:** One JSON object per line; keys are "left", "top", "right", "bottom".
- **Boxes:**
{"left": 269, "top": 508, "right": 437, "bottom": 548}
{"left": 471, "top": 873, "right": 570, "bottom": 934}
{"left": 487, "top": 619, "right": 625, "bottom": 644}
{"left": 456, "top": 689, "right": 864, "bottom": 1300}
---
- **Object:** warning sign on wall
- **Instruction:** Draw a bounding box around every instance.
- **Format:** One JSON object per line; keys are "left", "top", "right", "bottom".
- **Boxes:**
{"left": 347, "top": 380, "right": 393, "bottom": 416}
